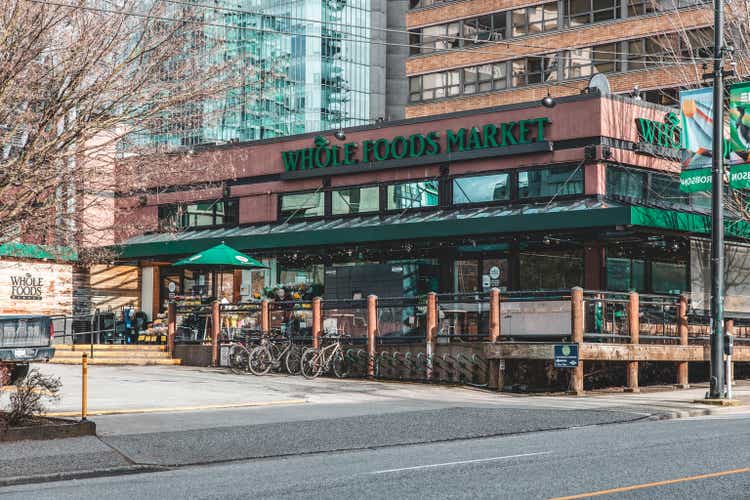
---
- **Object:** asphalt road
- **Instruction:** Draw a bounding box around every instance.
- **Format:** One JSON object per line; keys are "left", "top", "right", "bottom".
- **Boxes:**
{"left": 3, "top": 414, "right": 750, "bottom": 499}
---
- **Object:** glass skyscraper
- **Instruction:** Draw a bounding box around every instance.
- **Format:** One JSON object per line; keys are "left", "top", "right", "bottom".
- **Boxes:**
{"left": 143, "top": 0, "right": 380, "bottom": 148}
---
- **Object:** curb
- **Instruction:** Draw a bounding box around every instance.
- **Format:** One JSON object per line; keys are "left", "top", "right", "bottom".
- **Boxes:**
{"left": 0, "top": 419, "right": 96, "bottom": 442}
{"left": 0, "top": 465, "right": 167, "bottom": 488}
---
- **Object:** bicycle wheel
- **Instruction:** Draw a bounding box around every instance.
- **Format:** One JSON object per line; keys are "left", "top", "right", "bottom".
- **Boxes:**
{"left": 300, "top": 348, "right": 323, "bottom": 379}
{"left": 332, "top": 351, "right": 349, "bottom": 379}
{"left": 229, "top": 344, "right": 251, "bottom": 375}
{"left": 248, "top": 346, "right": 273, "bottom": 376}
{"left": 284, "top": 344, "right": 302, "bottom": 375}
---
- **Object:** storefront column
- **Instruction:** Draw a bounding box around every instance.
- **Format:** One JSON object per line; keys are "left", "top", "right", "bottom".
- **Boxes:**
{"left": 211, "top": 300, "right": 220, "bottom": 367}
{"left": 489, "top": 288, "right": 501, "bottom": 342}
{"left": 425, "top": 292, "right": 437, "bottom": 380}
{"left": 726, "top": 319, "right": 735, "bottom": 385}
{"left": 261, "top": 299, "right": 270, "bottom": 334}
{"left": 676, "top": 295, "right": 689, "bottom": 388}
{"left": 570, "top": 287, "right": 584, "bottom": 395}
{"left": 584, "top": 243, "right": 604, "bottom": 290}
{"left": 367, "top": 295, "right": 377, "bottom": 378}
{"left": 312, "top": 297, "right": 322, "bottom": 350}
{"left": 626, "top": 292, "right": 640, "bottom": 392}
{"left": 167, "top": 301, "right": 176, "bottom": 358}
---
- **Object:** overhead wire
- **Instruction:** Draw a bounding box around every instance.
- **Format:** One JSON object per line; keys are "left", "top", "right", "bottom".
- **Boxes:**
{"left": 26, "top": 0, "right": 714, "bottom": 66}
{"left": 157, "top": 0, "right": 714, "bottom": 62}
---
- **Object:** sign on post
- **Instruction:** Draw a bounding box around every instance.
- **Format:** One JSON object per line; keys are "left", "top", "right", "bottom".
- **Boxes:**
{"left": 554, "top": 344, "right": 579, "bottom": 368}
{"left": 679, "top": 168, "right": 712, "bottom": 193}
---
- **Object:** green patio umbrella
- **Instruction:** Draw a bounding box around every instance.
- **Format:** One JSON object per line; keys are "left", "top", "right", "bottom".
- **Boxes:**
{"left": 174, "top": 243, "right": 267, "bottom": 269}
{"left": 174, "top": 243, "right": 267, "bottom": 301}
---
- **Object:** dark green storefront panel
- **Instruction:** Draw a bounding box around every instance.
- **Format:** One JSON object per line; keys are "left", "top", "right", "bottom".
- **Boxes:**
{"left": 118, "top": 205, "right": 632, "bottom": 259}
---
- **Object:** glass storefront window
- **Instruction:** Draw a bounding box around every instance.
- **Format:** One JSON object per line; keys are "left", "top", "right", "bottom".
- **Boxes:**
{"left": 386, "top": 180, "right": 439, "bottom": 210}
{"left": 332, "top": 186, "right": 379, "bottom": 215}
{"left": 455, "top": 260, "right": 480, "bottom": 293}
{"left": 482, "top": 259, "right": 509, "bottom": 292}
{"left": 607, "top": 166, "right": 646, "bottom": 200}
{"left": 519, "top": 250, "right": 584, "bottom": 289}
{"left": 651, "top": 172, "right": 686, "bottom": 205}
{"left": 453, "top": 173, "right": 510, "bottom": 204}
{"left": 518, "top": 165, "right": 583, "bottom": 198}
{"left": 158, "top": 200, "right": 238, "bottom": 230}
{"left": 279, "top": 192, "right": 324, "bottom": 220}
{"left": 606, "top": 257, "right": 646, "bottom": 291}
{"left": 279, "top": 265, "right": 324, "bottom": 288}
{"left": 651, "top": 261, "right": 687, "bottom": 294}
{"left": 183, "top": 269, "right": 211, "bottom": 297}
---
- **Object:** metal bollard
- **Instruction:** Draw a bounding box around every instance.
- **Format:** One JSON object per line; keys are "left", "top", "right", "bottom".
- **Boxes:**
{"left": 81, "top": 352, "right": 88, "bottom": 421}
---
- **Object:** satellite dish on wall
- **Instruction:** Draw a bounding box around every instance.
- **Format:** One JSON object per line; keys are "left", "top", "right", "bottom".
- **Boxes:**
{"left": 587, "top": 73, "right": 611, "bottom": 95}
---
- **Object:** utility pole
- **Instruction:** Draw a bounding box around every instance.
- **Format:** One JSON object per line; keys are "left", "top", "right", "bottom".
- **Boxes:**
{"left": 708, "top": 0, "right": 725, "bottom": 399}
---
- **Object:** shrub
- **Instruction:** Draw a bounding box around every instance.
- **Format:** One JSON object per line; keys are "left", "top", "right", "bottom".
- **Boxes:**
{"left": 5, "top": 369, "right": 61, "bottom": 426}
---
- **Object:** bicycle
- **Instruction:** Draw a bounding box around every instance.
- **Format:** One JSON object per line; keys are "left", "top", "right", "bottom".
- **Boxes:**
{"left": 228, "top": 340, "right": 252, "bottom": 375}
{"left": 299, "top": 332, "right": 350, "bottom": 380}
{"left": 248, "top": 332, "right": 303, "bottom": 376}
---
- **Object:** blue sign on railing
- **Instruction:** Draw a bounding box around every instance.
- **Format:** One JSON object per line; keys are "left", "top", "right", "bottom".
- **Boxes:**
{"left": 554, "top": 344, "right": 579, "bottom": 368}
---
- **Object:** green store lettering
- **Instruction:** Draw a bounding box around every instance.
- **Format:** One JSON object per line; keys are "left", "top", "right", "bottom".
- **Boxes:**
{"left": 281, "top": 117, "right": 550, "bottom": 172}
{"left": 636, "top": 112, "right": 683, "bottom": 149}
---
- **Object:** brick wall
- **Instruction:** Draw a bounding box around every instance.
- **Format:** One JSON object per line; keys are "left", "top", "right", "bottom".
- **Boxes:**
{"left": 407, "top": 0, "right": 545, "bottom": 27}
{"left": 405, "top": 63, "right": 703, "bottom": 118}
{"left": 406, "top": 8, "right": 711, "bottom": 74}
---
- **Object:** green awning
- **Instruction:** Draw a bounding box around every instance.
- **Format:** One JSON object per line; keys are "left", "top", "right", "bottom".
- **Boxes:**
{"left": 0, "top": 242, "right": 77, "bottom": 262}
{"left": 115, "top": 200, "right": 750, "bottom": 261}
{"left": 629, "top": 206, "right": 750, "bottom": 239}
{"left": 174, "top": 243, "right": 267, "bottom": 268}
{"left": 116, "top": 199, "right": 631, "bottom": 259}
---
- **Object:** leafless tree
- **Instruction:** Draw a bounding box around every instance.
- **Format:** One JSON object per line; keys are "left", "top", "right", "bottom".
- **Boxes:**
{"left": 0, "top": 0, "right": 252, "bottom": 262}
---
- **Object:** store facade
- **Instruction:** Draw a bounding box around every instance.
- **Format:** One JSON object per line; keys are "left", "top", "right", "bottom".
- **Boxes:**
{"left": 114, "top": 93, "right": 750, "bottom": 316}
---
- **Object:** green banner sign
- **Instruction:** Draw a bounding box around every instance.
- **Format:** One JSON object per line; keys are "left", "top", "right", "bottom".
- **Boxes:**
{"left": 730, "top": 164, "right": 750, "bottom": 189}
{"left": 729, "top": 82, "right": 750, "bottom": 163}
{"left": 680, "top": 168, "right": 712, "bottom": 193}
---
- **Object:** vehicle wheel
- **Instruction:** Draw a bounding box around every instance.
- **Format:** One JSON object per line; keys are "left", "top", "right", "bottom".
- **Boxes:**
{"left": 284, "top": 345, "right": 302, "bottom": 375}
{"left": 229, "top": 345, "right": 250, "bottom": 375}
{"left": 300, "top": 349, "right": 323, "bottom": 379}
{"left": 248, "top": 346, "right": 273, "bottom": 376}
{"left": 332, "top": 352, "right": 348, "bottom": 379}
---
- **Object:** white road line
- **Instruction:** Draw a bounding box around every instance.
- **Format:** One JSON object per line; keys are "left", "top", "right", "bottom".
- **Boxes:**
{"left": 369, "top": 451, "right": 551, "bottom": 475}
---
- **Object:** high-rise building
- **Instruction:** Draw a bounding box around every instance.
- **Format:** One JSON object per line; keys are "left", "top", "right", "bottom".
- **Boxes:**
{"left": 405, "top": 0, "right": 721, "bottom": 118}
{"left": 142, "top": 0, "right": 403, "bottom": 148}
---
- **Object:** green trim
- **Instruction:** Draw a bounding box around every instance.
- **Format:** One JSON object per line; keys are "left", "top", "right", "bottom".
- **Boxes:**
{"left": 629, "top": 206, "right": 750, "bottom": 239}
{"left": 0, "top": 242, "right": 77, "bottom": 262}
{"left": 117, "top": 205, "right": 632, "bottom": 259}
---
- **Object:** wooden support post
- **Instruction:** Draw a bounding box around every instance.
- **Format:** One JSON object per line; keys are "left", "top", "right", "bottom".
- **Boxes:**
{"left": 261, "top": 299, "right": 270, "bottom": 334}
{"left": 312, "top": 297, "right": 322, "bottom": 350}
{"left": 367, "top": 295, "right": 377, "bottom": 378}
{"left": 570, "top": 287, "right": 584, "bottom": 395}
{"left": 167, "top": 301, "right": 176, "bottom": 358}
{"left": 81, "top": 352, "right": 88, "bottom": 422}
{"left": 489, "top": 288, "right": 501, "bottom": 342}
{"left": 426, "top": 292, "right": 437, "bottom": 379}
{"left": 676, "top": 294, "right": 689, "bottom": 388}
{"left": 211, "top": 300, "right": 220, "bottom": 367}
{"left": 626, "top": 291, "right": 640, "bottom": 393}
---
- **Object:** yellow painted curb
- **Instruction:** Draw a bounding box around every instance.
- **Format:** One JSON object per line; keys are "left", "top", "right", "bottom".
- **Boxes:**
{"left": 45, "top": 399, "right": 307, "bottom": 417}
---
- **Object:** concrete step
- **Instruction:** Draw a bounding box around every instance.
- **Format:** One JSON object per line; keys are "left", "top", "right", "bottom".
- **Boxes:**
{"left": 49, "top": 357, "right": 182, "bottom": 366}
{"left": 53, "top": 344, "right": 167, "bottom": 351}
{"left": 51, "top": 350, "right": 172, "bottom": 359}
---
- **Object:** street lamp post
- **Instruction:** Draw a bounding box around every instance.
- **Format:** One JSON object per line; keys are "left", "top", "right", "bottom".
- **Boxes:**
{"left": 708, "top": 0, "right": 725, "bottom": 399}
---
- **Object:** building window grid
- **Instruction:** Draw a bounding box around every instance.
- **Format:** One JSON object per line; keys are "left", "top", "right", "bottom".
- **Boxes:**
{"left": 409, "top": 0, "right": 708, "bottom": 56}
{"left": 409, "top": 27, "right": 711, "bottom": 102}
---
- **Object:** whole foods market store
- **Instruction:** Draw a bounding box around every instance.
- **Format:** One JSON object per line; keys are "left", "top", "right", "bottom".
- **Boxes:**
{"left": 115, "top": 93, "right": 750, "bottom": 316}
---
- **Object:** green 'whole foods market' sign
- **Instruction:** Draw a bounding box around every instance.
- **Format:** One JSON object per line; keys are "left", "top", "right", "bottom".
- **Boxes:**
{"left": 281, "top": 117, "right": 551, "bottom": 173}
